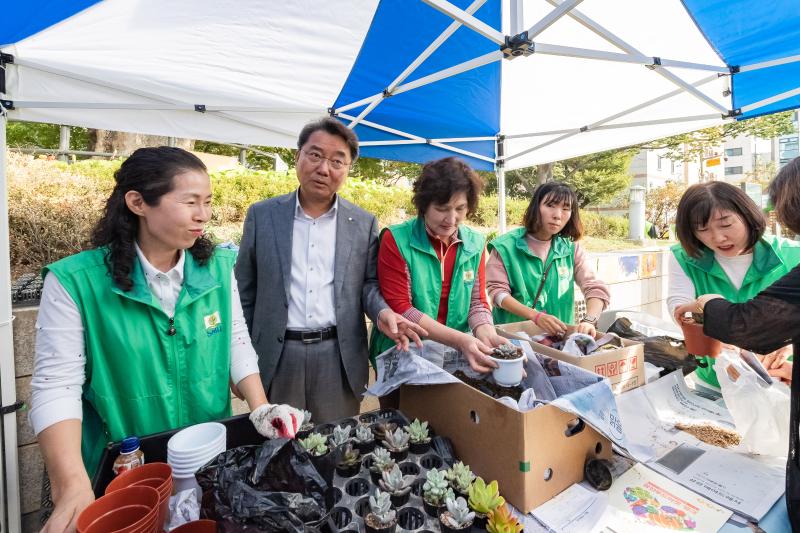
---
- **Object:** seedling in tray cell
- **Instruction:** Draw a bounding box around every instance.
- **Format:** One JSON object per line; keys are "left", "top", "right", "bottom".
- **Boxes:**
{"left": 486, "top": 504, "right": 523, "bottom": 533}
{"left": 299, "top": 432, "right": 328, "bottom": 457}
{"left": 371, "top": 421, "right": 398, "bottom": 442}
{"left": 330, "top": 424, "right": 353, "bottom": 447}
{"left": 335, "top": 443, "right": 362, "bottom": 478}
{"left": 468, "top": 477, "right": 505, "bottom": 528}
{"left": 365, "top": 489, "right": 397, "bottom": 533}
{"left": 440, "top": 494, "right": 475, "bottom": 532}
{"left": 446, "top": 461, "right": 476, "bottom": 496}
{"left": 423, "top": 468, "right": 454, "bottom": 517}
{"left": 369, "top": 447, "right": 396, "bottom": 485}
{"left": 406, "top": 418, "right": 431, "bottom": 454}
{"left": 354, "top": 424, "right": 376, "bottom": 454}
{"left": 379, "top": 464, "right": 413, "bottom": 508}
{"left": 383, "top": 427, "right": 410, "bottom": 461}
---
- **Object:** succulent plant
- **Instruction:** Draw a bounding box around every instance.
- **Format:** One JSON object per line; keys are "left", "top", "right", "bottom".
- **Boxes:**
{"left": 486, "top": 504, "right": 523, "bottom": 533}
{"left": 300, "top": 409, "right": 313, "bottom": 429}
{"left": 468, "top": 477, "right": 505, "bottom": 515}
{"left": 446, "top": 461, "right": 476, "bottom": 493}
{"left": 406, "top": 419, "right": 431, "bottom": 444}
{"left": 492, "top": 344, "right": 522, "bottom": 359}
{"left": 354, "top": 424, "right": 373, "bottom": 443}
{"left": 371, "top": 421, "right": 397, "bottom": 441}
{"left": 337, "top": 443, "right": 361, "bottom": 467}
{"left": 379, "top": 464, "right": 413, "bottom": 496}
{"left": 441, "top": 494, "right": 475, "bottom": 528}
{"left": 330, "top": 424, "right": 352, "bottom": 447}
{"left": 370, "top": 447, "right": 396, "bottom": 472}
{"left": 383, "top": 427, "right": 410, "bottom": 451}
{"left": 299, "top": 432, "right": 328, "bottom": 456}
{"left": 368, "top": 489, "right": 396, "bottom": 527}
{"left": 423, "top": 468, "right": 453, "bottom": 506}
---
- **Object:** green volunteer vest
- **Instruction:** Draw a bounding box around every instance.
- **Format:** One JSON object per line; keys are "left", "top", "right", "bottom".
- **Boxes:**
{"left": 488, "top": 228, "right": 576, "bottom": 325}
{"left": 673, "top": 235, "right": 800, "bottom": 386}
{"left": 368, "top": 217, "right": 485, "bottom": 364}
{"left": 44, "top": 247, "right": 235, "bottom": 478}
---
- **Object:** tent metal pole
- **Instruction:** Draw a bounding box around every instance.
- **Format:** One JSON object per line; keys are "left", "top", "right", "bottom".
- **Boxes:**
{"left": 11, "top": 100, "right": 321, "bottom": 113}
{"left": 347, "top": 0, "right": 488, "bottom": 127}
{"left": 496, "top": 136, "right": 507, "bottom": 234}
{"left": 739, "top": 53, "right": 800, "bottom": 73}
{"left": 338, "top": 112, "right": 495, "bottom": 163}
{"left": 509, "top": 0, "right": 524, "bottom": 34}
{"left": 392, "top": 51, "right": 502, "bottom": 96}
{"left": 740, "top": 86, "right": 800, "bottom": 114}
{"left": 0, "top": 107, "right": 22, "bottom": 533}
{"left": 526, "top": 0, "right": 583, "bottom": 39}
{"left": 534, "top": 43, "right": 727, "bottom": 73}
{"left": 421, "top": 0, "right": 505, "bottom": 45}
{"left": 544, "top": 0, "right": 729, "bottom": 112}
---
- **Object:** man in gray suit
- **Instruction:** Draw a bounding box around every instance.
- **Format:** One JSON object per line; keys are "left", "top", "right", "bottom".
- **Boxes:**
{"left": 235, "top": 117, "right": 425, "bottom": 422}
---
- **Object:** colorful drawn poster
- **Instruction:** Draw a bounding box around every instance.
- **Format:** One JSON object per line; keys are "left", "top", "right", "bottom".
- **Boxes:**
{"left": 593, "top": 463, "right": 732, "bottom": 532}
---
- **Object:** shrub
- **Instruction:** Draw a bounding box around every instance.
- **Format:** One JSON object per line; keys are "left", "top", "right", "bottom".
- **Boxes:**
{"left": 580, "top": 211, "right": 629, "bottom": 239}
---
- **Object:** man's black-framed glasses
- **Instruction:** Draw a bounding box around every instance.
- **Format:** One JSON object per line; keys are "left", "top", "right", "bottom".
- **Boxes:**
{"left": 302, "top": 149, "right": 350, "bottom": 170}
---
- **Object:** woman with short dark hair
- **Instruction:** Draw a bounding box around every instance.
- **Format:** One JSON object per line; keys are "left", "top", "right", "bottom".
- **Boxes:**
{"left": 673, "top": 157, "right": 800, "bottom": 528}
{"left": 667, "top": 180, "right": 800, "bottom": 387}
{"left": 486, "top": 182, "right": 610, "bottom": 336}
{"left": 369, "top": 157, "right": 506, "bottom": 373}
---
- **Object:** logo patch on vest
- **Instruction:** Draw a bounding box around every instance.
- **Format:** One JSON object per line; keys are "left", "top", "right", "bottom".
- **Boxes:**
{"left": 204, "top": 311, "right": 222, "bottom": 337}
{"left": 557, "top": 265, "right": 569, "bottom": 278}
{"left": 462, "top": 269, "right": 475, "bottom": 283}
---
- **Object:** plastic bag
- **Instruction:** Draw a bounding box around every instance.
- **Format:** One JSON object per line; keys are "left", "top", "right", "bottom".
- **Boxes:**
{"left": 714, "top": 349, "right": 791, "bottom": 457}
{"left": 607, "top": 317, "right": 696, "bottom": 376}
{"left": 195, "top": 438, "right": 337, "bottom": 532}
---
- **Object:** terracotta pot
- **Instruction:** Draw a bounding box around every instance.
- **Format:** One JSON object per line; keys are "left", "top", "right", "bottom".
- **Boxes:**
{"left": 77, "top": 485, "right": 159, "bottom": 533}
{"left": 680, "top": 321, "right": 722, "bottom": 358}
{"left": 171, "top": 519, "right": 217, "bottom": 532}
{"left": 105, "top": 462, "right": 172, "bottom": 530}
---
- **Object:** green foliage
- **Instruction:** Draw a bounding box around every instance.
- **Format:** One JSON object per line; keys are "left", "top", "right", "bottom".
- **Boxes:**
{"left": 368, "top": 490, "right": 396, "bottom": 526}
{"left": 423, "top": 468, "right": 453, "bottom": 506}
{"left": 406, "top": 419, "right": 430, "bottom": 444}
{"left": 443, "top": 495, "right": 475, "bottom": 528}
{"left": 331, "top": 425, "right": 352, "bottom": 447}
{"left": 646, "top": 182, "right": 685, "bottom": 238}
{"left": 487, "top": 505, "right": 523, "bottom": 533}
{"left": 194, "top": 140, "right": 295, "bottom": 171}
{"left": 580, "top": 211, "right": 629, "bottom": 240}
{"left": 7, "top": 122, "right": 90, "bottom": 151}
{"left": 352, "top": 157, "right": 421, "bottom": 184}
{"left": 640, "top": 111, "right": 794, "bottom": 161}
{"left": 446, "top": 461, "right": 476, "bottom": 493}
{"left": 379, "top": 464, "right": 413, "bottom": 496}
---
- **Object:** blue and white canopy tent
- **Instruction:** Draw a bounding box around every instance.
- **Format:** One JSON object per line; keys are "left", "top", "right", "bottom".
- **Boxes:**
{"left": 2, "top": 0, "right": 800, "bottom": 528}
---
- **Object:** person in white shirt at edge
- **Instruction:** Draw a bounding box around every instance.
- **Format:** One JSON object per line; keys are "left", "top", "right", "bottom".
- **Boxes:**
{"left": 235, "top": 117, "right": 427, "bottom": 424}
{"left": 30, "top": 147, "right": 301, "bottom": 533}
{"left": 667, "top": 181, "right": 800, "bottom": 388}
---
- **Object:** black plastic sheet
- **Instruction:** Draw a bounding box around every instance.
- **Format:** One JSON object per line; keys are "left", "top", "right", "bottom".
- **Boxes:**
{"left": 196, "top": 438, "right": 337, "bottom": 532}
{"left": 607, "top": 317, "right": 697, "bottom": 376}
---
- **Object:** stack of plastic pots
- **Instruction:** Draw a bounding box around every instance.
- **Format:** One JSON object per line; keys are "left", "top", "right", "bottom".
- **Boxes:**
{"left": 76, "top": 485, "right": 160, "bottom": 533}
{"left": 105, "top": 462, "right": 173, "bottom": 532}
{"left": 167, "top": 422, "right": 226, "bottom": 499}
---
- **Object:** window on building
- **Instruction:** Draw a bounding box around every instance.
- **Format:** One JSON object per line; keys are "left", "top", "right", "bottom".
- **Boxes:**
{"left": 725, "top": 147, "right": 743, "bottom": 156}
{"left": 657, "top": 156, "right": 662, "bottom": 170}
{"left": 725, "top": 166, "right": 743, "bottom": 176}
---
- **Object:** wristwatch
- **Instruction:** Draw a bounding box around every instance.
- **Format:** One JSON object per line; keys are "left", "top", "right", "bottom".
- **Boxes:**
{"left": 580, "top": 314, "right": 598, "bottom": 325}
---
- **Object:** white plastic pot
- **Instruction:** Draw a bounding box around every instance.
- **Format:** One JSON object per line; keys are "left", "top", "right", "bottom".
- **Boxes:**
{"left": 489, "top": 353, "right": 525, "bottom": 387}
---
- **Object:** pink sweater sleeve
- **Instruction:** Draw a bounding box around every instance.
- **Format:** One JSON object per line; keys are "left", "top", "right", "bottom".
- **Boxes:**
{"left": 485, "top": 249, "right": 512, "bottom": 307}
{"left": 573, "top": 242, "right": 610, "bottom": 308}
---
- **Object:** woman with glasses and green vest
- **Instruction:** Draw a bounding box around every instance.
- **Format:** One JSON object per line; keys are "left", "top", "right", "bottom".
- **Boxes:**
{"left": 486, "top": 182, "right": 610, "bottom": 336}
{"left": 369, "top": 157, "right": 506, "bottom": 378}
{"left": 667, "top": 181, "right": 800, "bottom": 388}
{"left": 30, "top": 147, "right": 301, "bottom": 533}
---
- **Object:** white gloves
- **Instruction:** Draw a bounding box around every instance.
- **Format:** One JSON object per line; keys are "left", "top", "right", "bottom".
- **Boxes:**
{"left": 250, "top": 403, "right": 303, "bottom": 439}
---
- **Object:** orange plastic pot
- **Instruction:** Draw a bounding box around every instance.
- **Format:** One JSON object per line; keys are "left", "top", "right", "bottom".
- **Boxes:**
{"left": 77, "top": 485, "right": 159, "bottom": 533}
{"left": 680, "top": 321, "right": 722, "bottom": 358}
{"left": 171, "top": 519, "right": 217, "bottom": 532}
{"left": 105, "top": 462, "right": 173, "bottom": 530}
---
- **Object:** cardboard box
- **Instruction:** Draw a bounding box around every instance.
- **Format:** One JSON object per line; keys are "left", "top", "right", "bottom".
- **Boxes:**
{"left": 399, "top": 381, "right": 612, "bottom": 513}
{"left": 497, "top": 321, "right": 645, "bottom": 394}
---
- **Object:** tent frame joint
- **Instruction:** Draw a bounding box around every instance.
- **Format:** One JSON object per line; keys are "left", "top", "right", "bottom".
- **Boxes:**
{"left": 0, "top": 52, "right": 13, "bottom": 65}
{"left": 729, "top": 65, "right": 740, "bottom": 74}
{"left": 723, "top": 108, "right": 742, "bottom": 119}
{"left": 501, "top": 31, "right": 534, "bottom": 58}
{"left": 579, "top": 125, "right": 589, "bottom": 132}
{"left": 194, "top": 104, "right": 206, "bottom": 113}
{"left": 381, "top": 88, "right": 394, "bottom": 99}
{"left": 327, "top": 107, "right": 336, "bottom": 116}
{"left": 646, "top": 57, "right": 662, "bottom": 70}
{"left": 0, "top": 100, "right": 13, "bottom": 112}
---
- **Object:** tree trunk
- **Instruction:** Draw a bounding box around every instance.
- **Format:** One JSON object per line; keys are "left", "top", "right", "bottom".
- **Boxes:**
{"left": 89, "top": 130, "right": 195, "bottom": 156}
{"left": 537, "top": 163, "right": 553, "bottom": 185}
